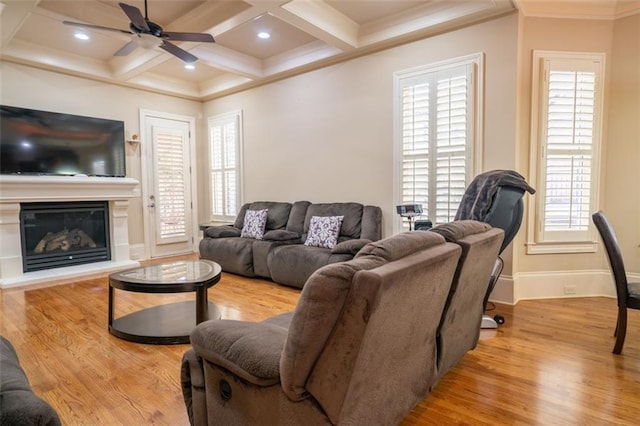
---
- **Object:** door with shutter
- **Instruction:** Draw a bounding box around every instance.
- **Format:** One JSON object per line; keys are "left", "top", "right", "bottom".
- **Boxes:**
{"left": 145, "top": 115, "right": 194, "bottom": 257}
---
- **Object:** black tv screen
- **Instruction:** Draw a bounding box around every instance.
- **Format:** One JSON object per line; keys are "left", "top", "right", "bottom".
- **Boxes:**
{"left": 0, "top": 105, "right": 125, "bottom": 177}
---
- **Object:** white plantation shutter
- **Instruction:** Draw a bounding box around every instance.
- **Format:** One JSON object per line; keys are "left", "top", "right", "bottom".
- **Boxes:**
{"left": 397, "top": 60, "right": 475, "bottom": 228}
{"left": 435, "top": 68, "right": 470, "bottom": 223}
{"left": 209, "top": 112, "right": 241, "bottom": 221}
{"left": 401, "top": 81, "right": 430, "bottom": 214}
{"left": 534, "top": 54, "right": 604, "bottom": 245}
{"left": 153, "top": 127, "right": 188, "bottom": 242}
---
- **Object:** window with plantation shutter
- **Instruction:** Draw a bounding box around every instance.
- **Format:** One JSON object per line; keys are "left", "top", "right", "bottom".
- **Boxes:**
{"left": 152, "top": 126, "right": 188, "bottom": 242}
{"left": 394, "top": 55, "right": 480, "bottom": 231}
{"left": 528, "top": 51, "right": 604, "bottom": 253}
{"left": 208, "top": 111, "right": 242, "bottom": 221}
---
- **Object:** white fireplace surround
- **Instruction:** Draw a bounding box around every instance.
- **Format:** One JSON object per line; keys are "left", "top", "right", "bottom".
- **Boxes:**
{"left": 0, "top": 175, "right": 140, "bottom": 288}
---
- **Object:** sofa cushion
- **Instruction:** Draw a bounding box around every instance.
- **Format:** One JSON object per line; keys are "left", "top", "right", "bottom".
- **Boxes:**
{"left": 199, "top": 237, "right": 255, "bottom": 276}
{"left": 263, "top": 230, "right": 300, "bottom": 242}
{"left": 304, "top": 215, "right": 344, "bottom": 249}
{"left": 205, "top": 226, "right": 241, "bottom": 238}
{"left": 241, "top": 209, "right": 268, "bottom": 239}
{"left": 331, "top": 238, "right": 371, "bottom": 255}
{"left": 267, "top": 245, "right": 335, "bottom": 289}
{"left": 190, "top": 320, "right": 287, "bottom": 386}
{"left": 236, "top": 202, "right": 292, "bottom": 231}
{"left": 304, "top": 203, "right": 363, "bottom": 239}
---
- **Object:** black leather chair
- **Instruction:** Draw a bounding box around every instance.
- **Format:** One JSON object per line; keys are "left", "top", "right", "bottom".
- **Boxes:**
{"left": 592, "top": 211, "right": 640, "bottom": 354}
{"left": 454, "top": 170, "right": 535, "bottom": 327}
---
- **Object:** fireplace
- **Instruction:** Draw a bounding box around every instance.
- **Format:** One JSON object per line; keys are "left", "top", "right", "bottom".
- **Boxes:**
{"left": 21, "top": 201, "right": 111, "bottom": 272}
{"left": 0, "top": 175, "right": 140, "bottom": 288}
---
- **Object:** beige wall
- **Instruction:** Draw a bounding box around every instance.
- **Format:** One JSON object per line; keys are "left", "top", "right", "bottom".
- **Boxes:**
{"left": 0, "top": 62, "right": 204, "bottom": 247}
{"left": 514, "top": 14, "right": 639, "bottom": 276}
{"left": 605, "top": 13, "right": 640, "bottom": 274}
{"left": 202, "top": 13, "right": 520, "bottom": 240}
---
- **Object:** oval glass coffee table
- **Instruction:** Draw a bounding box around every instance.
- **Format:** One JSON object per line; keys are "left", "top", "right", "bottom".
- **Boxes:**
{"left": 108, "top": 259, "right": 222, "bottom": 344}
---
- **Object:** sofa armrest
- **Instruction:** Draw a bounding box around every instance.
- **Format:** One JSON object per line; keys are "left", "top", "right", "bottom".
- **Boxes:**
{"left": 331, "top": 238, "right": 371, "bottom": 255}
{"left": 190, "top": 320, "right": 287, "bottom": 386}
{"left": 204, "top": 226, "right": 241, "bottom": 238}
{"left": 263, "top": 230, "right": 301, "bottom": 242}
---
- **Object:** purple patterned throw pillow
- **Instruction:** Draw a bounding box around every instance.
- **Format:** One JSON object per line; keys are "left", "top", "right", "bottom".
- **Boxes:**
{"left": 241, "top": 209, "right": 268, "bottom": 239}
{"left": 304, "top": 215, "right": 344, "bottom": 249}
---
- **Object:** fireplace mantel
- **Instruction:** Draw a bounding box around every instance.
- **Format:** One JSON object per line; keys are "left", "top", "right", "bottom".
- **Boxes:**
{"left": 0, "top": 175, "right": 141, "bottom": 288}
{"left": 0, "top": 175, "right": 139, "bottom": 201}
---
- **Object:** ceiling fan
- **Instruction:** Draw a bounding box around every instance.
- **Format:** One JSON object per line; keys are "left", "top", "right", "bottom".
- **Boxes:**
{"left": 63, "top": 0, "right": 215, "bottom": 64}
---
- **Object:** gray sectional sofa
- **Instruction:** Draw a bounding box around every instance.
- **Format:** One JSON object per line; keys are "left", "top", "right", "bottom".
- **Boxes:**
{"left": 199, "top": 201, "right": 382, "bottom": 288}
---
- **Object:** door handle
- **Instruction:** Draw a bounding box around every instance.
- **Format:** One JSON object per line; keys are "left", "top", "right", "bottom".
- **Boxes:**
{"left": 148, "top": 202, "right": 155, "bottom": 208}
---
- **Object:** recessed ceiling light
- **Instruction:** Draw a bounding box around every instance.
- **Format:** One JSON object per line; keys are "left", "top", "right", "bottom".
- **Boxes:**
{"left": 185, "top": 63, "right": 195, "bottom": 70}
{"left": 74, "top": 32, "right": 90, "bottom": 41}
{"left": 257, "top": 31, "right": 270, "bottom": 40}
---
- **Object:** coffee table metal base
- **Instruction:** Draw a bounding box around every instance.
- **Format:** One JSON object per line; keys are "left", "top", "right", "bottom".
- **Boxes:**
{"left": 109, "top": 300, "right": 222, "bottom": 345}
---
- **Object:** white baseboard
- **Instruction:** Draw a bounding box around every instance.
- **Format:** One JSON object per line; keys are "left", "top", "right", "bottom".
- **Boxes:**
{"left": 487, "top": 269, "right": 632, "bottom": 304}
{"left": 513, "top": 270, "right": 615, "bottom": 303}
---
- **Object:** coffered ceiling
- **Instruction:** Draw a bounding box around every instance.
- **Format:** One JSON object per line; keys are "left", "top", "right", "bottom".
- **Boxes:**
{"left": 1, "top": 1, "right": 637, "bottom": 101}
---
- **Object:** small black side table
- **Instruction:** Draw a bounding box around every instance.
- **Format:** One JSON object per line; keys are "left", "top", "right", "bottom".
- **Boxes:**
{"left": 108, "top": 259, "right": 222, "bottom": 344}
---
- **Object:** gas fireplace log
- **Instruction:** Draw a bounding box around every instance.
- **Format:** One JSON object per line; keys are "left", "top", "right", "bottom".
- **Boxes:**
{"left": 33, "top": 229, "right": 97, "bottom": 253}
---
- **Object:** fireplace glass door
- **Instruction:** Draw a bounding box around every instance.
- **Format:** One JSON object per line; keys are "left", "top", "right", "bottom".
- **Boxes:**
{"left": 20, "top": 201, "right": 111, "bottom": 272}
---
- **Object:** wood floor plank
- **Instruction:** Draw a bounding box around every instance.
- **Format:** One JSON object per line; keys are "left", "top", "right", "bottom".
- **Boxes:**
{"left": 1, "top": 257, "right": 639, "bottom": 425}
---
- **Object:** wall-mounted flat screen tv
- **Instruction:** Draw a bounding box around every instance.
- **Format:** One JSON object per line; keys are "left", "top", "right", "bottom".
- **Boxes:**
{"left": 0, "top": 105, "right": 126, "bottom": 177}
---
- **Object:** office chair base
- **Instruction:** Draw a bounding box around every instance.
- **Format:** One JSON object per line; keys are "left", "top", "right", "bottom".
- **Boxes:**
{"left": 481, "top": 315, "right": 498, "bottom": 329}
{"left": 481, "top": 314, "right": 505, "bottom": 329}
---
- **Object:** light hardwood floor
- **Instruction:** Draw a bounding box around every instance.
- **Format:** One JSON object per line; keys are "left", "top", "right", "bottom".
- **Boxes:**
{"left": 1, "top": 256, "right": 639, "bottom": 425}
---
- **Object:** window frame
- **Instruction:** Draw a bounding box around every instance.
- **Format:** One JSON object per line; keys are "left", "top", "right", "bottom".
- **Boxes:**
{"left": 207, "top": 110, "right": 244, "bottom": 222}
{"left": 527, "top": 50, "right": 605, "bottom": 254}
{"left": 393, "top": 53, "right": 484, "bottom": 233}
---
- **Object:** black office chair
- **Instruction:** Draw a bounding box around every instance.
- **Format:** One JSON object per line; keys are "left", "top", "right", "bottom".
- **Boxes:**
{"left": 592, "top": 211, "right": 640, "bottom": 354}
{"left": 454, "top": 170, "right": 535, "bottom": 328}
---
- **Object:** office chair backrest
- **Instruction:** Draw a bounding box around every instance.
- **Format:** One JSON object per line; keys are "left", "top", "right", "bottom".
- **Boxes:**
{"left": 592, "top": 211, "right": 629, "bottom": 307}
{"left": 454, "top": 170, "right": 534, "bottom": 254}
{"left": 483, "top": 186, "right": 525, "bottom": 254}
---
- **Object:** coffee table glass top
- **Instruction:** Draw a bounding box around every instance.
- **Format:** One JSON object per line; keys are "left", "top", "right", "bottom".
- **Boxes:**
{"left": 115, "top": 260, "right": 221, "bottom": 285}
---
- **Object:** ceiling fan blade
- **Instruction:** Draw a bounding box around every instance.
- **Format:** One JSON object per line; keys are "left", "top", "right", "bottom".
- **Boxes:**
{"left": 63, "top": 20, "right": 132, "bottom": 35}
{"left": 119, "top": 3, "right": 150, "bottom": 32}
{"left": 159, "top": 41, "right": 198, "bottom": 64}
{"left": 113, "top": 40, "right": 138, "bottom": 57}
{"left": 162, "top": 32, "right": 215, "bottom": 43}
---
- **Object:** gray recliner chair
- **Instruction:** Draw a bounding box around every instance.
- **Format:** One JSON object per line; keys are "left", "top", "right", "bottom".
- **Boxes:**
{"left": 182, "top": 231, "right": 463, "bottom": 425}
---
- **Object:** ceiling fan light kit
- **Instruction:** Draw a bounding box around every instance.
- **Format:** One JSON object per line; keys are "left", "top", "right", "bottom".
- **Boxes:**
{"left": 135, "top": 33, "right": 162, "bottom": 50}
{"left": 63, "top": 0, "right": 214, "bottom": 64}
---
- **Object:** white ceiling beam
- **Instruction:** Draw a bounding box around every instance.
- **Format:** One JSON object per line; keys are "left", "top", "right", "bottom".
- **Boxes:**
{"left": 0, "top": 0, "right": 39, "bottom": 49}
{"left": 126, "top": 71, "right": 201, "bottom": 98}
{"left": 262, "top": 40, "right": 341, "bottom": 76}
{"left": 164, "top": 1, "right": 251, "bottom": 35}
{"left": 199, "top": 73, "right": 254, "bottom": 98}
{"left": 359, "top": 0, "right": 503, "bottom": 46}
{"left": 205, "top": 1, "right": 279, "bottom": 37}
{"left": 108, "top": 48, "right": 173, "bottom": 80}
{"left": 514, "top": 0, "right": 639, "bottom": 20}
{"left": 190, "top": 44, "right": 264, "bottom": 78}
{"left": 275, "top": 0, "right": 359, "bottom": 51}
{"left": 1, "top": 38, "right": 114, "bottom": 79}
